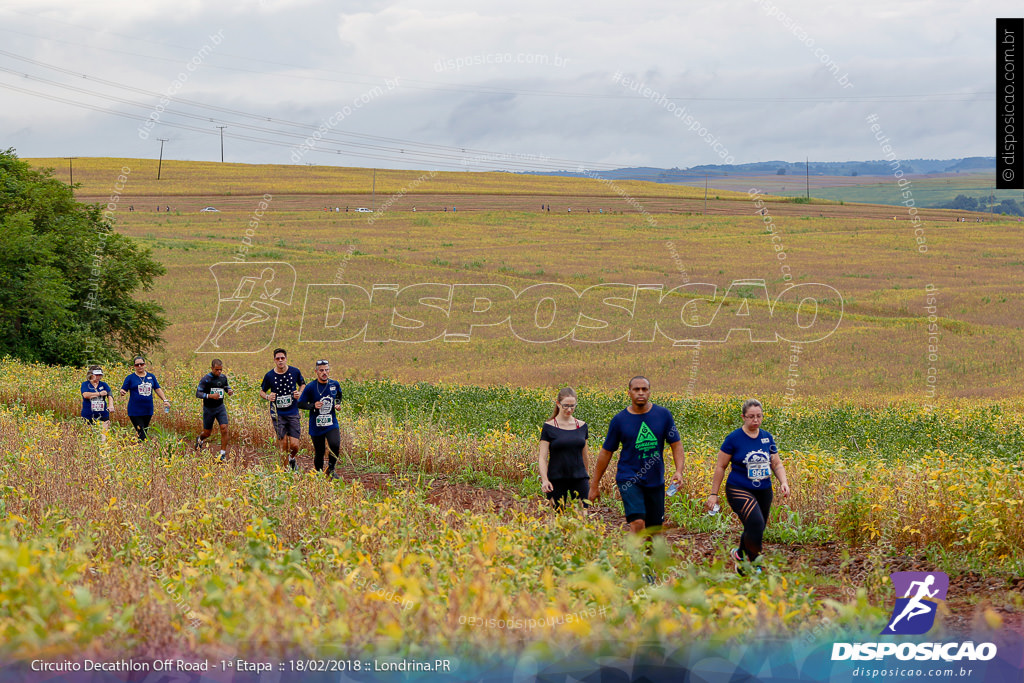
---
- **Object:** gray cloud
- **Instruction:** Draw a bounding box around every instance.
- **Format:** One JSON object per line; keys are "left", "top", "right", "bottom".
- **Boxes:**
{"left": 0, "top": 0, "right": 1011, "bottom": 169}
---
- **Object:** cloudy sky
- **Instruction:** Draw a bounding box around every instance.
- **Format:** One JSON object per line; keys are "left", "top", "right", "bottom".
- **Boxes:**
{"left": 0, "top": 0, "right": 1012, "bottom": 171}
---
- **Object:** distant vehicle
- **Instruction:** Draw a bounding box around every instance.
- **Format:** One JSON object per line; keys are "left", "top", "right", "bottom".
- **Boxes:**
{"left": 354, "top": 207, "right": 373, "bottom": 213}
{"left": 199, "top": 207, "right": 220, "bottom": 212}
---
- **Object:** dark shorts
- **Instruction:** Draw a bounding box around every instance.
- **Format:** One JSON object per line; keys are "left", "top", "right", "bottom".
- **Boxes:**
{"left": 84, "top": 414, "right": 110, "bottom": 425}
{"left": 617, "top": 481, "right": 665, "bottom": 528}
{"left": 272, "top": 412, "right": 301, "bottom": 440}
{"left": 202, "top": 404, "right": 229, "bottom": 430}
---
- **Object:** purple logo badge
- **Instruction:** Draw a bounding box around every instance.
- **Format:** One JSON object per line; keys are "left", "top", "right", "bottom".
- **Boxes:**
{"left": 881, "top": 571, "right": 949, "bottom": 635}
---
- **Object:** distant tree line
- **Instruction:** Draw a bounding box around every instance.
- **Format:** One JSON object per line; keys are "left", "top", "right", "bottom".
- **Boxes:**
{"left": 942, "top": 194, "right": 1023, "bottom": 216}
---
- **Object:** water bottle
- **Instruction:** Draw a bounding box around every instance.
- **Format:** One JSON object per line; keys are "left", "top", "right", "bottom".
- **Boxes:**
{"left": 708, "top": 503, "right": 721, "bottom": 516}
{"left": 666, "top": 481, "right": 678, "bottom": 496}
{"left": 164, "top": 403, "right": 171, "bottom": 414}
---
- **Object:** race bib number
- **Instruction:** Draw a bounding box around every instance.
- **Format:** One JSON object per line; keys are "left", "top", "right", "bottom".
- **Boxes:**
{"left": 275, "top": 395, "right": 292, "bottom": 408}
{"left": 315, "top": 415, "right": 333, "bottom": 428}
{"left": 91, "top": 399, "right": 105, "bottom": 412}
{"left": 748, "top": 464, "right": 770, "bottom": 481}
{"left": 209, "top": 388, "right": 224, "bottom": 398}
{"left": 138, "top": 382, "right": 152, "bottom": 397}
{"left": 318, "top": 397, "right": 333, "bottom": 415}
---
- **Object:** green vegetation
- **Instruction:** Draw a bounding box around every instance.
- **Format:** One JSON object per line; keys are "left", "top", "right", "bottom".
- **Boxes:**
{"left": 0, "top": 150, "right": 167, "bottom": 365}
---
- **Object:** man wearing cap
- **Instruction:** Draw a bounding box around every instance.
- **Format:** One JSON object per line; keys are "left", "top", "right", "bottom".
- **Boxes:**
{"left": 81, "top": 366, "right": 113, "bottom": 441}
{"left": 194, "top": 359, "right": 233, "bottom": 462}
{"left": 296, "top": 359, "right": 343, "bottom": 479}
{"left": 259, "top": 348, "right": 305, "bottom": 471}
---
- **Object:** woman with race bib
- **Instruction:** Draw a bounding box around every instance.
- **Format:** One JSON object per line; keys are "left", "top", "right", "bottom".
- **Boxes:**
{"left": 296, "top": 359, "right": 342, "bottom": 479}
{"left": 704, "top": 398, "right": 790, "bottom": 574}
{"left": 81, "top": 366, "right": 113, "bottom": 441}
{"left": 119, "top": 356, "right": 171, "bottom": 441}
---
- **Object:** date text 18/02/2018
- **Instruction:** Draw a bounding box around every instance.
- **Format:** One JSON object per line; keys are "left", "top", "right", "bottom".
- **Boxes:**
{"left": 284, "top": 659, "right": 453, "bottom": 672}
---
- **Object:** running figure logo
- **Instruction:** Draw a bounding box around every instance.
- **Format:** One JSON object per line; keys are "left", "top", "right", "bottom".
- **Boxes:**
{"left": 196, "top": 262, "right": 296, "bottom": 354}
{"left": 881, "top": 571, "right": 949, "bottom": 635}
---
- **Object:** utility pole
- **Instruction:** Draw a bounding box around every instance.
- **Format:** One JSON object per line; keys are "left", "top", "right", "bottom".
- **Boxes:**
{"left": 805, "top": 157, "right": 810, "bottom": 200}
{"left": 157, "top": 138, "right": 168, "bottom": 180}
{"left": 64, "top": 157, "right": 77, "bottom": 189}
{"left": 216, "top": 126, "right": 227, "bottom": 162}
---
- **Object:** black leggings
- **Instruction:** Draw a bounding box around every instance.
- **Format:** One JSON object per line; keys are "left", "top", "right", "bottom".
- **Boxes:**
{"left": 311, "top": 429, "right": 340, "bottom": 474}
{"left": 546, "top": 477, "right": 590, "bottom": 510}
{"left": 129, "top": 414, "right": 152, "bottom": 441}
{"left": 725, "top": 484, "right": 773, "bottom": 563}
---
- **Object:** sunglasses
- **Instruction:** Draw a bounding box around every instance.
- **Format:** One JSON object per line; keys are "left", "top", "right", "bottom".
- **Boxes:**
{"left": 134, "top": 362, "right": 146, "bottom": 366}
{"left": 316, "top": 360, "right": 329, "bottom": 367}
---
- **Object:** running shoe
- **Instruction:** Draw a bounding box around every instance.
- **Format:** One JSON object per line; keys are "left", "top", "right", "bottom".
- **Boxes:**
{"left": 731, "top": 548, "right": 745, "bottom": 576}
{"left": 327, "top": 469, "right": 340, "bottom": 480}
{"left": 194, "top": 436, "right": 203, "bottom": 451}
{"left": 217, "top": 451, "right": 227, "bottom": 463}
{"left": 288, "top": 458, "right": 297, "bottom": 471}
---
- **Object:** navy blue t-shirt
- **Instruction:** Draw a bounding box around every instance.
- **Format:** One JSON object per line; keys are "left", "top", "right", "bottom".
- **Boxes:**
{"left": 721, "top": 428, "right": 778, "bottom": 490}
{"left": 121, "top": 372, "right": 161, "bottom": 417}
{"left": 80, "top": 380, "right": 111, "bottom": 419}
{"left": 261, "top": 366, "right": 305, "bottom": 416}
{"left": 297, "top": 380, "right": 342, "bottom": 436}
{"left": 601, "top": 404, "right": 681, "bottom": 486}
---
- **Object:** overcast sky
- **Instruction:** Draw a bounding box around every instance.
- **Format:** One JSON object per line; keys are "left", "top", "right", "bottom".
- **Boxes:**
{"left": 0, "top": 0, "right": 1012, "bottom": 171}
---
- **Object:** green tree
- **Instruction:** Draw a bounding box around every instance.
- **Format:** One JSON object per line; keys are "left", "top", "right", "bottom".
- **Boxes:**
{"left": 0, "top": 149, "right": 167, "bottom": 365}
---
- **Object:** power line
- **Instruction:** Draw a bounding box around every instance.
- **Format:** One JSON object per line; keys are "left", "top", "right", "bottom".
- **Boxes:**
{"left": 0, "top": 36, "right": 996, "bottom": 103}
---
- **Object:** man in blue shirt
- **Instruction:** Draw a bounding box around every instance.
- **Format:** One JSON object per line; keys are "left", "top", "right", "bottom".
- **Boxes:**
{"left": 589, "top": 376, "right": 685, "bottom": 535}
{"left": 259, "top": 348, "right": 306, "bottom": 471}
{"left": 296, "top": 359, "right": 343, "bottom": 479}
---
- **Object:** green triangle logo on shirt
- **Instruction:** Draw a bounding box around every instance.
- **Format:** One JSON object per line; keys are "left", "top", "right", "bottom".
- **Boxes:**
{"left": 635, "top": 421, "right": 658, "bottom": 455}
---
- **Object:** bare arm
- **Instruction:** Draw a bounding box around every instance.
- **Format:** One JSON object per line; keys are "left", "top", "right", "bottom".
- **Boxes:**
{"left": 704, "top": 450, "right": 732, "bottom": 512}
{"left": 588, "top": 448, "right": 615, "bottom": 501}
{"left": 668, "top": 440, "right": 685, "bottom": 489}
{"left": 771, "top": 452, "right": 790, "bottom": 498}
{"left": 538, "top": 439, "right": 552, "bottom": 492}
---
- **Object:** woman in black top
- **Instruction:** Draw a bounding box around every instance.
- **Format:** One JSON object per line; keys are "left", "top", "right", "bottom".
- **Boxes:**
{"left": 538, "top": 387, "right": 590, "bottom": 509}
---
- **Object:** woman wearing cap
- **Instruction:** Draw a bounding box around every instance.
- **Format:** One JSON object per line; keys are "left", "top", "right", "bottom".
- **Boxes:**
{"left": 119, "top": 356, "right": 171, "bottom": 441}
{"left": 538, "top": 387, "right": 590, "bottom": 510}
{"left": 704, "top": 398, "right": 790, "bottom": 574}
{"left": 81, "top": 366, "right": 113, "bottom": 440}
{"left": 296, "top": 359, "right": 343, "bottom": 479}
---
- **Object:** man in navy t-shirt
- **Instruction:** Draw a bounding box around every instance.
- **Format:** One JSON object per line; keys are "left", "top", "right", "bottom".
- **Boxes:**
{"left": 296, "top": 359, "right": 343, "bottom": 479}
{"left": 589, "top": 376, "right": 685, "bottom": 534}
{"left": 259, "top": 348, "right": 306, "bottom": 471}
